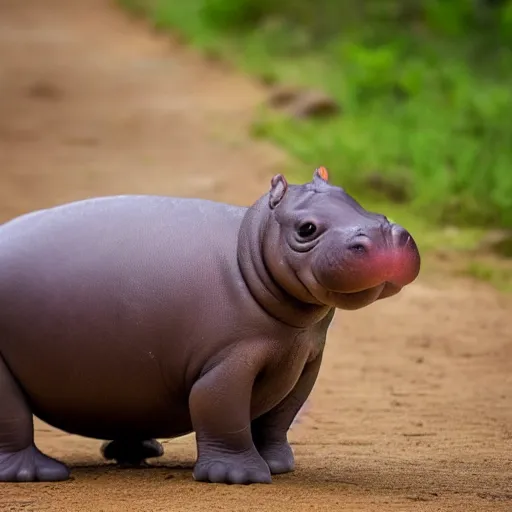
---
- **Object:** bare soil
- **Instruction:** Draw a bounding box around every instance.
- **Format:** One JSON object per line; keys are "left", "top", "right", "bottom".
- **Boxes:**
{"left": 0, "top": 1, "right": 510, "bottom": 510}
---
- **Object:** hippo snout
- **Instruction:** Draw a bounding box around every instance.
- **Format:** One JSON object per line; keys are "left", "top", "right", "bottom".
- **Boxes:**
{"left": 381, "top": 223, "right": 421, "bottom": 288}
{"left": 344, "top": 223, "right": 411, "bottom": 254}
{"left": 313, "top": 222, "right": 420, "bottom": 296}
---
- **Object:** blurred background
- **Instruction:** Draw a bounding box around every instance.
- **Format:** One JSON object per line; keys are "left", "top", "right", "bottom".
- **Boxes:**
{"left": 129, "top": 0, "right": 512, "bottom": 223}
{"left": 2, "top": 0, "right": 512, "bottom": 288}
{"left": 120, "top": 0, "right": 512, "bottom": 287}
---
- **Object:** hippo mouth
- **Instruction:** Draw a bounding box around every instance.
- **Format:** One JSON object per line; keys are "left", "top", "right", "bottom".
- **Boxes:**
{"left": 295, "top": 269, "right": 389, "bottom": 310}
{"left": 323, "top": 281, "right": 403, "bottom": 310}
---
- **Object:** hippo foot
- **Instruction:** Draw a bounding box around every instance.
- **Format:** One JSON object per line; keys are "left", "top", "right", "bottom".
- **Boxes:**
{"left": 257, "top": 440, "right": 295, "bottom": 475}
{"left": 101, "top": 439, "right": 164, "bottom": 467}
{"left": 193, "top": 448, "right": 272, "bottom": 485}
{"left": 0, "top": 445, "right": 70, "bottom": 482}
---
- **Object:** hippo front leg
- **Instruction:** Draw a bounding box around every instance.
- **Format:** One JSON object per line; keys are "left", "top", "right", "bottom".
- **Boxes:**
{"left": 252, "top": 354, "right": 323, "bottom": 475}
{"left": 189, "top": 346, "right": 271, "bottom": 485}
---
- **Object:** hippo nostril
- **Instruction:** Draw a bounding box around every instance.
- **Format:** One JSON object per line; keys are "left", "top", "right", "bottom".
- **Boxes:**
{"left": 348, "top": 243, "right": 367, "bottom": 255}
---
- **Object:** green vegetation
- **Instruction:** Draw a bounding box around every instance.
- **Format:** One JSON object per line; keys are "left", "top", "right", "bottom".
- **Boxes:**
{"left": 120, "top": 0, "right": 512, "bottom": 231}
{"left": 462, "top": 260, "right": 512, "bottom": 292}
{"left": 119, "top": 0, "right": 512, "bottom": 290}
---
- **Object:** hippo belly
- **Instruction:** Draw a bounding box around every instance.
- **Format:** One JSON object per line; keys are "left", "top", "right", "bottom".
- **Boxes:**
{"left": 4, "top": 339, "right": 192, "bottom": 441}
{"left": 0, "top": 279, "right": 195, "bottom": 440}
{"left": 0, "top": 195, "right": 246, "bottom": 441}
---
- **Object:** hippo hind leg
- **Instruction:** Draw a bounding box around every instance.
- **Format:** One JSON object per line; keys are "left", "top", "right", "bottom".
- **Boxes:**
{"left": 101, "top": 439, "right": 164, "bottom": 467}
{"left": 0, "top": 355, "right": 70, "bottom": 482}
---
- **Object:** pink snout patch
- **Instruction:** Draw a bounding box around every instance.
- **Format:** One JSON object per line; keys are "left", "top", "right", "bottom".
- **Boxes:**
{"left": 370, "top": 247, "right": 420, "bottom": 288}
{"left": 351, "top": 246, "right": 420, "bottom": 291}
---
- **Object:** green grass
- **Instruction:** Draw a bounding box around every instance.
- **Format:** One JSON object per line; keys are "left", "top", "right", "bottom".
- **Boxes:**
{"left": 119, "top": 0, "right": 512, "bottom": 231}
{"left": 118, "top": 0, "right": 512, "bottom": 290}
{"left": 462, "top": 261, "right": 512, "bottom": 293}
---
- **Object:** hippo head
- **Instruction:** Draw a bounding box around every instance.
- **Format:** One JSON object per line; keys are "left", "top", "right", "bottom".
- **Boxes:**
{"left": 259, "top": 167, "right": 421, "bottom": 311}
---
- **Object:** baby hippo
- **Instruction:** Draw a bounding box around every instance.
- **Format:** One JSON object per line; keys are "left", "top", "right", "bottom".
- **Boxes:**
{"left": 0, "top": 167, "right": 420, "bottom": 484}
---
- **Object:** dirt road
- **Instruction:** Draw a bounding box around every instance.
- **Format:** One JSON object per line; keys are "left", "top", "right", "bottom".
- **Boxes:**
{"left": 0, "top": 1, "right": 510, "bottom": 510}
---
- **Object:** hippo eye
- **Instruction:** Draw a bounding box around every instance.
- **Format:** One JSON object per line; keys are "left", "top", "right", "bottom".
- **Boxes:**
{"left": 297, "top": 222, "right": 317, "bottom": 239}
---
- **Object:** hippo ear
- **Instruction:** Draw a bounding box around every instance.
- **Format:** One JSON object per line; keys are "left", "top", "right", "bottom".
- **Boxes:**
{"left": 269, "top": 174, "right": 288, "bottom": 209}
{"left": 313, "top": 166, "right": 329, "bottom": 183}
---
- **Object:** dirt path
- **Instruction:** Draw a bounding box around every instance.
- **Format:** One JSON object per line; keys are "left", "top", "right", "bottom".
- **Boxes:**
{"left": 0, "top": 1, "right": 510, "bottom": 510}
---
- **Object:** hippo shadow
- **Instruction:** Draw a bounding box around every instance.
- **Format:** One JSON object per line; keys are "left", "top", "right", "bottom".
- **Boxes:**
{"left": 65, "top": 459, "right": 196, "bottom": 482}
